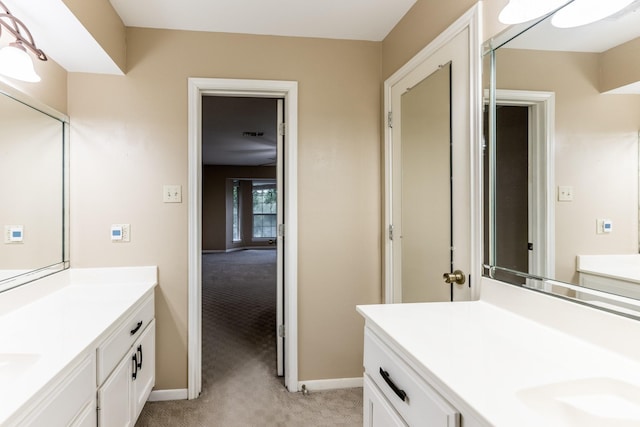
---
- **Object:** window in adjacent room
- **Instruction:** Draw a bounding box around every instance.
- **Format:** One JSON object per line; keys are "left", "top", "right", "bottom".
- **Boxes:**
{"left": 252, "top": 181, "right": 276, "bottom": 239}
{"left": 232, "top": 179, "right": 241, "bottom": 242}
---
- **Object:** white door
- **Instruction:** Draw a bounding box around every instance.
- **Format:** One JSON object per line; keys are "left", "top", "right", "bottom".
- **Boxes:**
{"left": 388, "top": 27, "right": 473, "bottom": 303}
{"left": 276, "top": 98, "right": 285, "bottom": 377}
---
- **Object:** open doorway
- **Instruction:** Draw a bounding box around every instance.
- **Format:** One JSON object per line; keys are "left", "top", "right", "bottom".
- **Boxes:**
{"left": 200, "top": 96, "right": 283, "bottom": 394}
{"left": 483, "top": 89, "right": 555, "bottom": 287}
{"left": 187, "top": 78, "right": 299, "bottom": 399}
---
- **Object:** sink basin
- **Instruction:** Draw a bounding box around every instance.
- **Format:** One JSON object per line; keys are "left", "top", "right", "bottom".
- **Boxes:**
{"left": 0, "top": 353, "right": 40, "bottom": 383}
{"left": 518, "top": 378, "right": 640, "bottom": 426}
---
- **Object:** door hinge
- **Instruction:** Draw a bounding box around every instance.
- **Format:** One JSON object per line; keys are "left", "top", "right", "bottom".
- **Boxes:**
{"left": 278, "top": 224, "right": 285, "bottom": 237}
{"left": 279, "top": 123, "right": 286, "bottom": 136}
{"left": 278, "top": 324, "right": 286, "bottom": 338}
{"left": 388, "top": 225, "right": 394, "bottom": 240}
{"left": 387, "top": 112, "right": 393, "bottom": 128}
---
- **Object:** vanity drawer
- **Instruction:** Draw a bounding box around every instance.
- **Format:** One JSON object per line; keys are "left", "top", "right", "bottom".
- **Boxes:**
{"left": 364, "top": 328, "right": 459, "bottom": 427}
{"left": 97, "top": 293, "right": 154, "bottom": 385}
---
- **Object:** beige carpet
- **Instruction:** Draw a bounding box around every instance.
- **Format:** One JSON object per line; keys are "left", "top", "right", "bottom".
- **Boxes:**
{"left": 136, "top": 249, "right": 363, "bottom": 426}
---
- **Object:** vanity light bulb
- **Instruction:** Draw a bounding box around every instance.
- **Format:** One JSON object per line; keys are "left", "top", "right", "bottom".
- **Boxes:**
{"left": 498, "top": 0, "right": 567, "bottom": 24}
{"left": 0, "top": 43, "right": 41, "bottom": 83}
{"left": 551, "top": 0, "right": 635, "bottom": 28}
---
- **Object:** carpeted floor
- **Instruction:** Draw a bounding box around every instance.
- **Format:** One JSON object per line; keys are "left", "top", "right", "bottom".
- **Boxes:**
{"left": 136, "top": 249, "right": 363, "bottom": 426}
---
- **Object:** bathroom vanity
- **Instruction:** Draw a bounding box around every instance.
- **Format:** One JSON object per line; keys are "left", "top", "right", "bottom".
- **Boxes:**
{"left": 0, "top": 266, "right": 157, "bottom": 427}
{"left": 358, "top": 278, "right": 640, "bottom": 426}
{"left": 577, "top": 255, "right": 640, "bottom": 300}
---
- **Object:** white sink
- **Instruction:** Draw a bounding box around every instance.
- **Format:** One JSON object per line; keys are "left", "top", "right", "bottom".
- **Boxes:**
{"left": 518, "top": 378, "right": 640, "bottom": 426}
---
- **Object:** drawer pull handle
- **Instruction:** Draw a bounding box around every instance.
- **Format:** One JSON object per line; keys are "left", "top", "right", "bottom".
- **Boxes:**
{"left": 132, "top": 354, "right": 138, "bottom": 380}
{"left": 130, "top": 321, "right": 143, "bottom": 335}
{"left": 137, "top": 344, "right": 143, "bottom": 369}
{"left": 379, "top": 367, "right": 407, "bottom": 402}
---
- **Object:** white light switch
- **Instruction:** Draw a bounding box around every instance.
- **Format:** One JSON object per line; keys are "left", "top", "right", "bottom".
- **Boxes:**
{"left": 558, "top": 185, "right": 574, "bottom": 202}
{"left": 163, "top": 185, "right": 182, "bottom": 203}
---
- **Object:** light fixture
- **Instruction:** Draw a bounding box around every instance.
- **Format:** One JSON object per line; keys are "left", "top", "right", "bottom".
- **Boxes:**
{"left": 0, "top": 1, "right": 47, "bottom": 82}
{"left": 551, "top": 0, "right": 635, "bottom": 28}
{"left": 498, "top": 0, "right": 568, "bottom": 24}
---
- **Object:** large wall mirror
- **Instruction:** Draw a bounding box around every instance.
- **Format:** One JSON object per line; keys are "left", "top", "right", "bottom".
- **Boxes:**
{"left": 483, "top": 1, "right": 640, "bottom": 315}
{"left": 0, "top": 88, "right": 69, "bottom": 293}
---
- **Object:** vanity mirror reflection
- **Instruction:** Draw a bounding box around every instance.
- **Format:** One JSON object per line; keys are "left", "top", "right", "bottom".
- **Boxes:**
{"left": 0, "top": 88, "right": 69, "bottom": 293}
{"left": 484, "top": 1, "right": 640, "bottom": 314}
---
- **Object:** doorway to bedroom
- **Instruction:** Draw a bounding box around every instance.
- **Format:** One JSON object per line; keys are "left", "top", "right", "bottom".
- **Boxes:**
{"left": 200, "top": 95, "right": 285, "bottom": 397}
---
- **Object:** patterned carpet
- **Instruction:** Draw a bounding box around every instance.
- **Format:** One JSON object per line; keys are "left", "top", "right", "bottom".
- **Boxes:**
{"left": 136, "top": 249, "right": 363, "bottom": 426}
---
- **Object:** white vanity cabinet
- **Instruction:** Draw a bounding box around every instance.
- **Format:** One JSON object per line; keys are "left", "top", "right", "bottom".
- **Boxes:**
{"left": 97, "top": 294, "right": 155, "bottom": 427}
{"left": 364, "top": 375, "right": 407, "bottom": 427}
{"left": 18, "top": 354, "right": 97, "bottom": 427}
{"left": 363, "top": 328, "right": 460, "bottom": 427}
{"left": 0, "top": 267, "right": 158, "bottom": 427}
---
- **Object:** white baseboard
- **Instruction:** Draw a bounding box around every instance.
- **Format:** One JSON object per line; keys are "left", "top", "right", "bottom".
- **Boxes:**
{"left": 148, "top": 389, "right": 188, "bottom": 401}
{"left": 298, "top": 377, "right": 363, "bottom": 392}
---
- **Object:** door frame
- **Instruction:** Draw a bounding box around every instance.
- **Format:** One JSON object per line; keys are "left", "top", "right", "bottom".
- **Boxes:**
{"left": 187, "top": 78, "right": 299, "bottom": 398}
{"left": 493, "top": 89, "right": 556, "bottom": 283}
{"left": 383, "top": 4, "right": 482, "bottom": 303}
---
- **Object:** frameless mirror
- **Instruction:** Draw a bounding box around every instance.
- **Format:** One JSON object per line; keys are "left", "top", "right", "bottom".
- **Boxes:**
{"left": 484, "top": 1, "right": 640, "bottom": 315}
{"left": 0, "top": 89, "right": 69, "bottom": 293}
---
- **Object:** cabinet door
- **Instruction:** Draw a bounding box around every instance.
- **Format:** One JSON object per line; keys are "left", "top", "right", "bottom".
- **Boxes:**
{"left": 132, "top": 320, "right": 156, "bottom": 420}
{"left": 70, "top": 401, "right": 97, "bottom": 427}
{"left": 98, "top": 352, "right": 133, "bottom": 427}
{"left": 364, "top": 376, "right": 408, "bottom": 427}
{"left": 20, "top": 354, "right": 94, "bottom": 427}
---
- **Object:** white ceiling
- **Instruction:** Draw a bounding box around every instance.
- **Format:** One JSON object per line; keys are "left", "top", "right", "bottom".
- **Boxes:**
{"left": 109, "top": 0, "right": 417, "bottom": 41}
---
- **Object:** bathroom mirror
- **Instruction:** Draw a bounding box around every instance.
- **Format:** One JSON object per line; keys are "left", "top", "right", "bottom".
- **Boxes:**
{"left": 0, "top": 88, "right": 69, "bottom": 293}
{"left": 484, "top": 1, "right": 640, "bottom": 315}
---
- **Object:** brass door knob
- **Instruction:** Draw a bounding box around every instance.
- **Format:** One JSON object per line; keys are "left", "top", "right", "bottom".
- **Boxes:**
{"left": 443, "top": 270, "right": 466, "bottom": 285}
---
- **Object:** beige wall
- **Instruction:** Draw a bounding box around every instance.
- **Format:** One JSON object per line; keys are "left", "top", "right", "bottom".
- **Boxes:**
{"left": 0, "top": 59, "right": 68, "bottom": 115}
{"left": 382, "top": 0, "right": 508, "bottom": 79}
{"left": 68, "top": 28, "right": 381, "bottom": 388}
{"left": 600, "top": 37, "right": 640, "bottom": 93}
{"left": 495, "top": 48, "right": 640, "bottom": 283}
{"left": 202, "top": 165, "right": 276, "bottom": 251}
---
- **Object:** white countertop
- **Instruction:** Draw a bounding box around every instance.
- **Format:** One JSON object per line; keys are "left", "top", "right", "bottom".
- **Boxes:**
{"left": 577, "top": 254, "right": 640, "bottom": 284}
{"left": 358, "top": 278, "right": 640, "bottom": 427}
{"left": 0, "top": 267, "right": 157, "bottom": 426}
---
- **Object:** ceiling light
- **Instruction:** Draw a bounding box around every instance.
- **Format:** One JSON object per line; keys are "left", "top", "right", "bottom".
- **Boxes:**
{"left": 498, "top": 0, "right": 568, "bottom": 24}
{"left": 0, "top": 1, "right": 47, "bottom": 82}
{"left": 551, "top": 0, "right": 635, "bottom": 27}
{"left": 0, "top": 42, "right": 40, "bottom": 82}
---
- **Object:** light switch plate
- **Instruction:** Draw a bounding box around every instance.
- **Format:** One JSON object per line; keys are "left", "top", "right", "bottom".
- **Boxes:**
{"left": 558, "top": 185, "right": 574, "bottom": 202}
{"left": 163, "top": 185, "right": 182, "bottom": 203}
